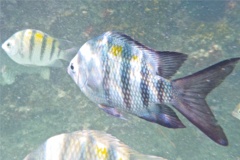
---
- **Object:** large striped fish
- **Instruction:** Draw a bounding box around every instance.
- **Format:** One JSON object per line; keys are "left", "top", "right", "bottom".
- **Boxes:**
{"left": 1, "top": 29, "right": 78, "bottom": 67}
{"left": 24, "top": 130, "right": 166, "bottom": 160}
{"left": 67, "top": 31, "right": 240, "bottom": 146}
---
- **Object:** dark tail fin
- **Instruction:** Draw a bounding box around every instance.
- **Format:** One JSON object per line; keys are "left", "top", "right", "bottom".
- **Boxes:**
{"left": 172, "top": 58, "right": 240, "bottom": 146}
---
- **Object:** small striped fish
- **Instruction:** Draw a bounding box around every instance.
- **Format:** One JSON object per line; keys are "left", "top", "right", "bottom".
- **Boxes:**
{"left": 68, "top": 31, "right": 240, "bottom": 146}
{"left": 1, "top": 29, "right": 77, "bottom": 67}
{"left": 24, "top": 130, "right": 166, "bottom": 160}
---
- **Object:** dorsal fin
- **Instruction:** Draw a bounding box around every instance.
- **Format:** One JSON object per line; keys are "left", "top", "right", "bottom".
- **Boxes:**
{"left": 148, "top": 51, "right": 188, "bottom": 79}
{"left": 107, "top": 31, "right": 188, "bottom": 79}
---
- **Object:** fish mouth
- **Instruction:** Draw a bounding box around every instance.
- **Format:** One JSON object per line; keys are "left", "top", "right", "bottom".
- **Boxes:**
{"left": 1, "top": 41, "right": 17, "bottom": 56}
{"left": 67, "top": 64, "right": 87, "bottom": 90}
{"left": 1, "top": 42, "right": 7, "bottom": 53}
{"left": 67, "top": 66, "right": 71, "bottom": 77}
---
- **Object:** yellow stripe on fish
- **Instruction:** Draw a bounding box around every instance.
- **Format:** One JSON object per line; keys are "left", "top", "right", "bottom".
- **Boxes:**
{"left": 1, "top": 29, "right": 77, "bottom": 67}
{"left": 46, "top": 36, "right": 54, "bottom": 46}
{"left": 110, "top": 45, "right": 123, "bottom": 57}
{"left": 131, "top": 55, "right": 139, "bottom": 61}
{"left": 34, "top": 32, "right": 44, "bottom": 42}
{"left": 96, "top": 145, "right": 108, "bottom": 159}
{"left": 110, "top": 45, "right": 140, "bottom": 62}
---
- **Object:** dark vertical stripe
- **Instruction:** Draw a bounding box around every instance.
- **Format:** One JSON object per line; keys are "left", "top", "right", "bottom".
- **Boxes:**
{"left": 102, "top": 52, "right": 111, "bottom": 104}
{"left": 57, "top": 45, "right": 61, "bottom": 58}
{"left": 79, "top": 140, "right": 86, "bottom": 158}
{"left": 40, "top": 34, "right": 47, "bottom": 61}
{"left": 157, "top": 79, "right": 164, "bottom": 102}
{"left": 120, "top": 48, "right": 132, "bottom": 109}
{"left": 140, "top": 59, "right": 150, "bottom": 107}
{"left": 164, "top": 81, "right": 173, "bottom": 102}
{"left": 49, "top": 39, "right": 56, "bottom": 60}
{"left": 29, "top": 30, "right": 36, "bottom": 61}
{"left": 108, "top": 144, "right": 115, "bottom": 159}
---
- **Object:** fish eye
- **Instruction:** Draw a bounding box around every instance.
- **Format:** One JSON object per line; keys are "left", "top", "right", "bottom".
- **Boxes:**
{"left": 6, "top": 42, "right": 11, "bottom": 47}
{"left": 70, "top": 63, "right": 74, "bottom": 70}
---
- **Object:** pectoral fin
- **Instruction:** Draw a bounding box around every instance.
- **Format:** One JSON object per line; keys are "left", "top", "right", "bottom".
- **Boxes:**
{"left": 86, "top": 59, "right": 102, "bottom": 91}
{"left": 98, "top": 104, "right": 127, "bottom": 120}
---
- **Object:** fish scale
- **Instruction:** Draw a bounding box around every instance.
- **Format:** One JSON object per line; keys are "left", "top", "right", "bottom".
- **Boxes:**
{"left": 156, "top": 79, "right": 172, "bottom": 103}
{"left": 103, "top": 42, "right": 158, "bottom": 113}
{"left": 120, "top": 60, "right": 132, "bottom": 109}
{"left": 105, "top": 50, "right": 152, "bottom": 113}
{"left": 68, "top": 31, "right": 240, "bottom": 146}
{"left": 140, "top": 58, "right": 150, "bottom": 107}
{"left": 102, "top": 51, "right": 111, "bottom": 104}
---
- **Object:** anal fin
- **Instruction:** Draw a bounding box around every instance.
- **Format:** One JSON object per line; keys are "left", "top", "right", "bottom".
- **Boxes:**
{"left": 139, "top": 104, "right": 185, "bottom": 128}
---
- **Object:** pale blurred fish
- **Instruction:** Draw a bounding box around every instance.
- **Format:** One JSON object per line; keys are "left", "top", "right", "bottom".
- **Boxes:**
{"left": 232, "top": 103, "right": 240, "bottom": 120}
{"left": 2, "top": 29, "right": 78, "bottom": 67}
{"left": 24, "top": 130, "right": 166, "bottom": 160}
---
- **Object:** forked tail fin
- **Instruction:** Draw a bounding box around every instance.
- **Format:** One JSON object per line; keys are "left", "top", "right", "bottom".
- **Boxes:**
{"left": 58, "top": 39, "right": 79, "bottom": 62}
{"left": 172, "top": 58, "right": 240, "bottom": 146}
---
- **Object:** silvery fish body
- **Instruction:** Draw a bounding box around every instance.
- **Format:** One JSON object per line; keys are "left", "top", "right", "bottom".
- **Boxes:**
{"left": 24, "top": 130, "right": 166, "bottom": 160}
{"left": 68, "top": 32, "right": 183, "bottom": 117}
{"left": 68, "top": 31, "right": 240, "bottom": 146}
{"left": 1, "top": 29, "right": 77, "bottom": 67}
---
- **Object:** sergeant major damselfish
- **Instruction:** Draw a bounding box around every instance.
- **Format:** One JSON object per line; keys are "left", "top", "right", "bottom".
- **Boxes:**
{"left": 68, "top": 31, "right": 240, "bottom": 146}
{"left": 2, "top": 29, "right": 78, "bottom": 67}
{"left": 24, "top": 130, "right": 166, "bottom": 160}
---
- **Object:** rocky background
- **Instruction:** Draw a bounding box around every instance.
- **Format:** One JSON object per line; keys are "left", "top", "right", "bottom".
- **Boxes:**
{"left": 0, "top": 1, "right": 240, "bottom": 159}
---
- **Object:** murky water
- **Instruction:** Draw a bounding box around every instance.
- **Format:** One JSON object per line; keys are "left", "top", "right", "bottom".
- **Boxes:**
{"left": 0, "top": 1, "right": 240, "bottom": 160}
